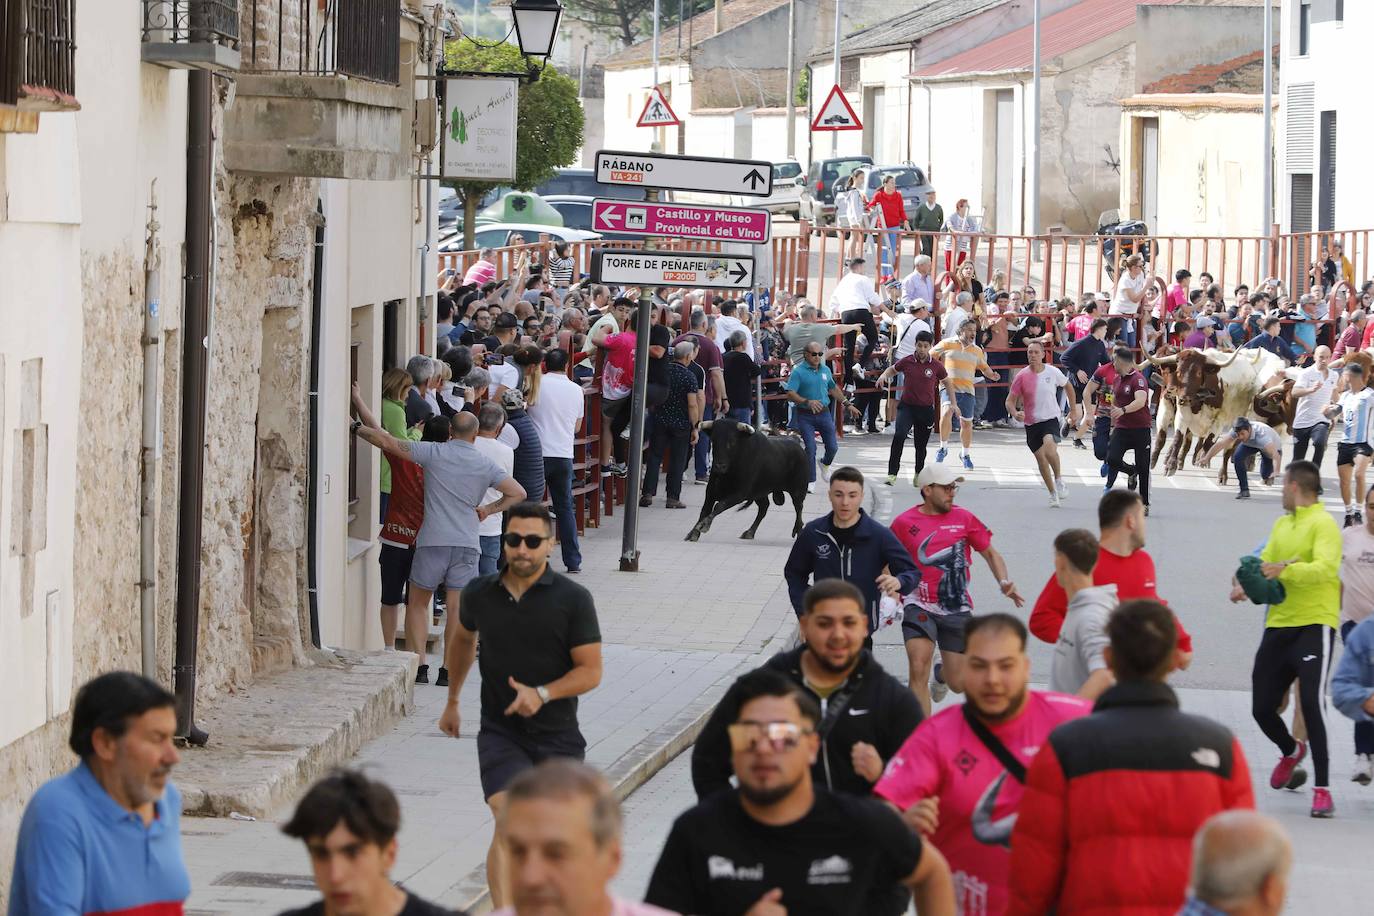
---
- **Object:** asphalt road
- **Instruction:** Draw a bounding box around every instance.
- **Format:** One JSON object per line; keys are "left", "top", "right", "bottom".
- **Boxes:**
{"left": 611, "top": 424, "right": 1372, "bottom": 912}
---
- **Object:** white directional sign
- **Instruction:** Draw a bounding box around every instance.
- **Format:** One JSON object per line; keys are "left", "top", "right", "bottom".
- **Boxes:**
{"left": 594, "top": 149, "right": 774, "bottom": 197}
{"left": 591, "top": 249, "right": 756, "bottom": 290}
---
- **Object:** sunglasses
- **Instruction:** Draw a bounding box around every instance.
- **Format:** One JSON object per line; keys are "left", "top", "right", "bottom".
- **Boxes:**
{"left": 806, "top": 350, "right": 823, "bottom": 357}
{"left": 727, "top": 721, "right": 812, "bottom": 753}
{"left": 502, "top": 533, "right": 550, "bottom": 549}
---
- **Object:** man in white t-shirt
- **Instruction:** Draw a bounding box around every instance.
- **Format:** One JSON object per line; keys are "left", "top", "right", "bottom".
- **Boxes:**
{"left": 828, "top": 257, "right": 882, "bottom": 318}
{"left": 893, "top": 301, "right": 933, "bottom": 361}
{"left": 941, "top": 291, "right": 973, "bottom": 340}
{"left": 1286, "top": 345, "right": 1337, "bottom": 468}
{"left": 1006, "top": 340, "right": 1079, "bottom": 507}
{"left": 473, "top": 402, "right": 516, "bottom": 576}
{"left": 714, "top": 299, "right": 754, "bottom": 360}
{"left": 525, "top": 348, "right": 586, "bottom": 573}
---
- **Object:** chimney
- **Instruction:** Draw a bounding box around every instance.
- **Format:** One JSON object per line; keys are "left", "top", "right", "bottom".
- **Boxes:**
{"left": 715, "top": 0, "right": 724, "bottom": 35}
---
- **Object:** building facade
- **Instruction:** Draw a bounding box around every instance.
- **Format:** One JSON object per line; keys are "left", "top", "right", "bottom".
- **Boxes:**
{"left": 0, "top": 1, "right": 441, "bottom": 899}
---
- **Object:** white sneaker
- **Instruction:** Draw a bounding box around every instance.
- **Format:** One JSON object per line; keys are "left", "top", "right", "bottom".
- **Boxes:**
{"left": 807, "top": 482, "right": 816, "bottom": 494}
{"left": 1049, "top": 492, "right": 1061, "bottom": 508}
{"left": 1055, "top": 478, "right": 1068, "bottom": 500}
{"left": 1354, "top": 754, "right": 1373, "bottom": 786}
{"left": 819, "top": 463, "right": 832, "bottom": 482}
{"left": 930, "top": 662, "right": 949, "bottom": 703}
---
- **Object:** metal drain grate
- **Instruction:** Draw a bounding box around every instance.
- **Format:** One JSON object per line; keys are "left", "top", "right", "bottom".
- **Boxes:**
{"left": 211, "top": 872, "right": 317, "bottom": 890}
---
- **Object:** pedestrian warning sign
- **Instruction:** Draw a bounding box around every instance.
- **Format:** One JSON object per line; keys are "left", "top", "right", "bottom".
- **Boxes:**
{"left": 811, "top": 84, "right": 861, "bottom": 132}
{"left": 636, "top": 87, "right": 681, "bottom": 128}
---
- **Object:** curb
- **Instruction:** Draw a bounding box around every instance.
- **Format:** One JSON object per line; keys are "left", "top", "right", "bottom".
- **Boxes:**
{"left": 177, "top": 650, "right": 417, "bottom": 819}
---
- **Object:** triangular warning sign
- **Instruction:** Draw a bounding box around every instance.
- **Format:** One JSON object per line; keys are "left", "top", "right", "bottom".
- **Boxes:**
{"left": 811, "top": 84, "right": 862, "bottom": 132}
{"left": 636, "top": 87, "right": 681, "bottom": 128}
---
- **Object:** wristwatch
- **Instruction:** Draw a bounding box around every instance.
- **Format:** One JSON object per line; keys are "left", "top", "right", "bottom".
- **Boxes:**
{"left": 535, "top": 685, "right": 552, "bottom": 705}
{"left": 998, "top": 579, "right": 1014, "bottom": 589}
{"left": 350, "top": 419, "right": 363, "bottom": 434}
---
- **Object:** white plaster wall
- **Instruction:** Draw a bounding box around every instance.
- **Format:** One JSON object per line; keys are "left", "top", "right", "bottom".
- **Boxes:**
{"left": 1119, "top": 106, "right": 1266, "bottom": 238}
{"left": 749, "top": 112, "right": 810, "bottom": 165}
{"left": 1277, "top": 0, "right": 1374, "bottom": 232}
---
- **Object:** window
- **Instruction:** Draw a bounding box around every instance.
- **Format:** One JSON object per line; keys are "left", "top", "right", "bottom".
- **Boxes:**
{"left": 1298, "top": 1, "right": 1311, "bottom": 56}
{"left": 839, "top": 57, "right": 859, "bottom": 92}
{"left": 1, "top": 0, "right": 78, "bottom": 107}
{"left": 773, "top": 162, "right": 803, "bottom": 181}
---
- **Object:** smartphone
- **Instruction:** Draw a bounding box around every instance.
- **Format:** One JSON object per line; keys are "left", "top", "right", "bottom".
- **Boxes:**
{"left": 487, "top": 353, "right": 505, "bottom": 365}
{"left": 445, "top": 267, "right": 455, "bottom": 278}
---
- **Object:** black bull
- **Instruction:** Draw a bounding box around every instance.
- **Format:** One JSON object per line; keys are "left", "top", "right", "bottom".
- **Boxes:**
{"left": 685, "top": 419, "right": 809, "bottom": 542}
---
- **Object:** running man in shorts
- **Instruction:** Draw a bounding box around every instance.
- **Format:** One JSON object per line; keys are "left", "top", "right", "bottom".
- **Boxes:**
{"left": 892, "top": 464, "right": 1024, "bottom": 716}
{"left": 1006, "top": 340, "right": 1079, "bottom": 508}
{"left": 1325, "top": 361, "right": 1374, "bottom": 527}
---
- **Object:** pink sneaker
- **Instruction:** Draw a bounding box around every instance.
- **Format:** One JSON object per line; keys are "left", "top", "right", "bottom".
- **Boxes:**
{"left": 1311, "top": 787, "right": 1334, "bottom": 818}
{"left": 1270, "top": 740, "right": 1308, "bottom": 789}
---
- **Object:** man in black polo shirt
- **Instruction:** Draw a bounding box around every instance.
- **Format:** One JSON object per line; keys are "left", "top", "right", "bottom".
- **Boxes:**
{"left": 438, "top": 501, "right": 602, "bottom": 908}
{"left": 647, "top": 669, "right": 955, "bottom": 916}
{"left": 876, "top": 330, "right": 959, "bottom": 486}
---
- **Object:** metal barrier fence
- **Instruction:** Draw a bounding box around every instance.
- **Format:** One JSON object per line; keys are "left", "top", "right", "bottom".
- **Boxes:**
{"left": 805, "top": 225, "right": 1373, "bottom": 308}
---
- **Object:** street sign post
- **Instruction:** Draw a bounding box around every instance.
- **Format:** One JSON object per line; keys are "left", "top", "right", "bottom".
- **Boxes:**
{"left": 592, "top": 199, "right": 771, "bottom": 244}
{"left": 594, "top": 149, "right": 774, "bottom": 197}
{"left": 591, "top": 249, "right": 755, "bottom": 290}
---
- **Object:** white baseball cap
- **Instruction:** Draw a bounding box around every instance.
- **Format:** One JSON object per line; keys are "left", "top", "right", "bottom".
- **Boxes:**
{"left": 916, "top": 465, "right": 966, "bottom": 489}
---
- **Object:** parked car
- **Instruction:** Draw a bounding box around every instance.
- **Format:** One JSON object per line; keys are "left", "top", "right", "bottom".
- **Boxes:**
{"left": 535, "top": 168, "right": 648, "bottom": 201}
{"left": 799, "top": 154, "right": 873, "bottom": 225}
{"left": 859, "top": 164, "right": 935, "bottom": 226}
{"left": 437, "top": 222, "right": 601, "bottom": 253}
{"left": 756, "top": 159, "right": 804, "bottom": 219}
{"left": 542, "top": 195, "right": 645, "bottom": 243}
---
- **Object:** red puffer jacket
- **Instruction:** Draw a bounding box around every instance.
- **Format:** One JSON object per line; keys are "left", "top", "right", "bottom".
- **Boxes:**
{"left": 1006, "top": 681, "right": 1254, "bottom": 915}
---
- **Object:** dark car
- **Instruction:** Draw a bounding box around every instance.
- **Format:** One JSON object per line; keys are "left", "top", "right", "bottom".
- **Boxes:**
{"left": 535, "top": 168, "right": 648, "bottom": 201}
{"left": 799, "top": 155, "right": 873, "bottom": 225}
{"left": 861, "top": 165, "right": 936, "bottom": 224}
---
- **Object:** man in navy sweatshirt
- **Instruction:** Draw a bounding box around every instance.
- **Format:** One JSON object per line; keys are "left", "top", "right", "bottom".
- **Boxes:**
{"left": 784, "top": 465, "right": 922, "bottom": 635}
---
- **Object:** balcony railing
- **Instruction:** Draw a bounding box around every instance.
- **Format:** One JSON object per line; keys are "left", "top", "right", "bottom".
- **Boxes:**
{"left": 142, "top": 1, "right": 241, "bottom": 70}
{"left": 1, "top": 0, "right": 77, "bottom": 108}
{"left": 142, "top": 0, "right": 239, "bottom": 47}
{"left": 246, "top": 0, "right": 399, "bottom": 85}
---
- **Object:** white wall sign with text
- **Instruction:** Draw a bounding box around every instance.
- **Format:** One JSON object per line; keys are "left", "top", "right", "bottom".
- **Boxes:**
{"left": 442, "top": 77, "right": 519, "bottom": 182}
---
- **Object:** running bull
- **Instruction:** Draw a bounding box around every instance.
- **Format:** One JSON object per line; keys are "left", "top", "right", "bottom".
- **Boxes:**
{"left": 685, "top": 418, "right": 808, "bottom": 542}
{"left": 1147, "top": 347, "right": 1286, "bottom": 482}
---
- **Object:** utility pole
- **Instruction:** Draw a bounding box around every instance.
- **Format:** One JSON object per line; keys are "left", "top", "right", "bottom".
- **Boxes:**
{"left": 785, "top": 0, "right": 797, "bottom": 159}
{"left": 1029, "top": 0, "right": 1041, "bottom": 243}
{"left": 831, "top": 0, "right": 841, "bottom": 155}
{"left": 1262, "top": 0, "right": 1274, "bottom": 273}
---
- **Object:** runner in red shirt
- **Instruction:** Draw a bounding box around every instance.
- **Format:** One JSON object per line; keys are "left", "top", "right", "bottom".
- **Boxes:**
{"left": 875, "top": 614, "right": 1091, "bottom": 916}
{"left": 1029, "top": 490, "right": 1194, "bottom": 668}
{"left": 891, "top": 464, "right": 1025, "bottom": 716}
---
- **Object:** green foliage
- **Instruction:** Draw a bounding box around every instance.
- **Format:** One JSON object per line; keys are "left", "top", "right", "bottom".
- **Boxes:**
{"left": 441, "top": 40, "right": 585, "bottom": 246}
{"left": 795, "top": 66, "right": 810, "bottom": 106}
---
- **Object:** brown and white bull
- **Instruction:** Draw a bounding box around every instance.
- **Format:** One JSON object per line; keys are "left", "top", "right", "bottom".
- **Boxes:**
{"left": 1147, "top": 347, "right": 1287, "bottom": 482}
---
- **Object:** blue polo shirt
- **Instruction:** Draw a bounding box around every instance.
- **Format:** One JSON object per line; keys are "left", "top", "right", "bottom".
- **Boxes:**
{"left": 9, "top": 762, "right": 190, "bottom": 915}
{"left": 785, "top": 362, "right": 836, "bottom": 405}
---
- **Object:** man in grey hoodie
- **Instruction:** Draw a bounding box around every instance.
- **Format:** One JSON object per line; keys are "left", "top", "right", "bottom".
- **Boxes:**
{"left": 1050, "top": 528, "right": 1119, "bottom": 699}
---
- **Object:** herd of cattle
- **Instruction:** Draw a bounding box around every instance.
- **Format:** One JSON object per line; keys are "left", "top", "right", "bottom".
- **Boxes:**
{"left": 681, "top": 346, "right": 1345, "bottom": 543}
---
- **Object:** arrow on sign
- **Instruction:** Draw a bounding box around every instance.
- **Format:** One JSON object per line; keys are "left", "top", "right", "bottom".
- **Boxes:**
{"left": 597, "top": 204, "right": 619, "bottom": 230}
{"left": 743, "top": 168, "right": 766, "bottom": 191}
{"left": 729, "top": 261, "right": 749, "bottom": 283}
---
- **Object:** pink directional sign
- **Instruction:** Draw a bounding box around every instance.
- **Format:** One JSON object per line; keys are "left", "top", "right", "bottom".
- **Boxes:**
{"left": 591, "top": 199, "right": 772, "bottom": 244}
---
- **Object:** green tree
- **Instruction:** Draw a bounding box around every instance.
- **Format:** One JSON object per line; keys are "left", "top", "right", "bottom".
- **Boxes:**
{"left": 442, "top": 40, "right": 585, "bottom": 248}
{"left": 565, "top": 0, "right": 716, "bottom": 47}
{"left": 795, "top": 66, "right": 810, "bottom": 106}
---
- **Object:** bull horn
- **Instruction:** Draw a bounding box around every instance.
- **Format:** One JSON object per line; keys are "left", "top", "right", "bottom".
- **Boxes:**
{"left": 1206, "top": 348, "right": 1241, "bottom": 369}
{"left": 737, "top": 423, "right": 756, "bottom": 435}
{"left": 1148, "top": 353, "right": 1179, "bottom": 367}
{"left": 1257, "top": 382, "right": 1288, "bottom": 400}
{"left": 699, "top": 420, "right": 714, "bottom": 430}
